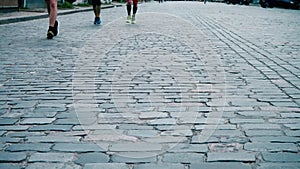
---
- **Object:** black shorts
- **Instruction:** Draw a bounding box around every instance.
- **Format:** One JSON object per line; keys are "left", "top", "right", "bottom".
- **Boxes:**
{"left": 92, "top": 0, "right": 101, "bottom": 6}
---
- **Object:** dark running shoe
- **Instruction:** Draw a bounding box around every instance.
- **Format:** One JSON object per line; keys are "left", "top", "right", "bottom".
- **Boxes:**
{"left": 54, "top": 20, "right": 59, "bottom": 36}
{"left": 94, "top": 17, "right": 101, "bottom": 25}
{"left": 47, "top": 26, "right": 55, "bottom": 39}
{"left": 47, "top": 20, "right": 58, "bottom": 39}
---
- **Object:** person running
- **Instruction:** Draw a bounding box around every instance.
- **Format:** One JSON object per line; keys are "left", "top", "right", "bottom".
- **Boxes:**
{"left": 45, "top": 0, "right": 58, "bottom": 39}
{"left": 126, "top": 0, "right": 138, "bottom": 24}
{"left": 92, "top": 0, "right": 102, "bottom": 25}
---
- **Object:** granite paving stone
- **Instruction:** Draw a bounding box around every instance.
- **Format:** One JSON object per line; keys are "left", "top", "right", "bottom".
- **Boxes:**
{"left": 0, "top": 137, "right": 23, "bottom": 143}
{"left": 20, "top": 118, "right": 56, "bottom": 125}
{"left": 261, "top": 152, "right": 300, "bottom": 162}
{"left": 284, "top": 130, "right": 300, "bottom": 137}
{"left": 220, "top": 137, "right": 249, "bottom": 143}
{"left": 190, "top": 162, "right": 252, "bottom": 169}
{"left": 257, "top": 163, "right": 300, "bottom": 169}
{"left": 109, "top": 143, "right": 162, "bottom": 152}
{"left": 241, "top": 124, "right": 281, "bottom": 130}
{"left": 268, "top": 118, "right": 300, "bottom": 123}
{"left": 244, "top": 130, "right": 283, "bottom": 136}
{"left": 0, "top": 163, "right": 22, "bottom": 169}
{"left": 195, "top": 124, "right": 237, "bottom": 130}
{"left": 134, "top": 163, "right": 185, "bottom": 169}
{"left": 54, "top": 118, "right": 80, "bottom": 125}
{"left": 6, "top": 143, "right": 52, "bottom": 152}
{"left": 5, "top": 131, "right": 46, "bottom": 137}
{"left": 167, "top": 144, "right": 208, "bottom": 153}
{"left": 0, "top": 118, "right": 19, "bottom": 125}
{"left": 53, "top": 143, "right": 108, "bottom": 152}
{"left": 0, "top": 152, "right": 27, "bottom": 162}
{"left": 280, "top": 113, "right": 300, "bottom": 118}
{"left": 142, "top": 136, "right": 188, "bottom": 143}
{"left": 147, "top": 118, "right": 177, "bottom": 125}
{"left": 209, "top": 130, "right": 244, "bottom": 137}
{"left": 244, "top": 143, "right": 298, "bottom": 152}
{"left": 26, "top": 136, "right": 81, "bottom": 143}
{"left": 72, "top": 124, "right": 117, "bottom": 130}
{"left": 75, "top": 152, "right": 110, "bottom": 165}
{"left": 139, "top": 112, "right": 169, "bottom": 119}
{"left": 191, "top": 136, "right": 219, "bottom": 144}
{"left": 83, "top": 163, "right": 130, "bottom": 169}
{"left": 0, "top": 143, "right": 5, "bottom": 150}
{"left": 118, "top": 124, "right": 154, "bottom": 130}
{"left": 163, "top": 152, "right": 204, "bottom": 163}
{"left": 160, "top": 129, "right": 193, "bottom": 136}
{"left": 0, "top": 125, "right": 29, "bottom": 131}
{"left": 237, "top": 111, "right": 277, "bottom": 117}
{"left": 126, "top": 129, "right": 159, "bottom": 137}
{"left": 26, "top": 163, "right": 81, "bottom": 169}
{"left": 28, "top": 152, "right": 75, "bottom": 162}
{"left": 249, "top": 136, "right": 300, "bottom": 143}
{"left": 28, "top": 124, "right": 73, "bottom": 131}
{"left": 111, "top": 152, "right": 157, "bottom": 163}
{"left": 283, "top": 123, "right": 300, "bottom": 129}
{"left": 229, "top": 118, "right": 265, "bottom": 124}
{"left": 207, "top": 152, "right": 256, "bottom": 162}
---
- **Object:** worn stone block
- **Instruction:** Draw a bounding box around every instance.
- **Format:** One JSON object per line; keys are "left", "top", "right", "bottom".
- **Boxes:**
{"left": 207, "top": 152, "right": 256, "bottom": 162}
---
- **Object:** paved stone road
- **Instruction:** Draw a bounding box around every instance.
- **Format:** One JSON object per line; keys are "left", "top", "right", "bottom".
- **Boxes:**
{"left": 0, "top": 1, "right": 300, "bottom": 169}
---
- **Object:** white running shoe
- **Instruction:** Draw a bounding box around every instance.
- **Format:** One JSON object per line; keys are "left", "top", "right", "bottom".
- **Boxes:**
{"left": 126, "top": 16, "right": 131, "bottom": 23}
{"left": 131, "top": 16, "right": 136, "bottom": 24}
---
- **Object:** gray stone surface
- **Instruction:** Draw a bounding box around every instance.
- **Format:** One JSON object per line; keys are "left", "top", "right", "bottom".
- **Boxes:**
{"left": 167, "top": 144, "right": 208, "bottom": 153}
{"left": 0, "top": 118, "right": 19, "bottom": 125}
{"left": 257, "top": 163, "right": 300, "bottom": 169}
{"left": 83, "top": 163, "right": 130, "bottom": 169}
{"left": 163, "top": 153, "right": 204, "bottom": 163}
{"left": 244, "top": 143, "right": 298, "bottom": 152}
{"left": 261, "top": 153, "right": 300, "bottom": 162}
{"left": 26, "top": 163, "right": 81, "bottom": 169}
{"left": 6, "top": 143, "right": 52, "bottom": 152}
{"left": 249, "top": 136, "right": 300, "bottom": 143}
{"left": 53, "top": 143, "right": 107, "bottom": 152}
{"left": 111, "top": 152, "right": 157, "bottom": 163}
{"left": 20, "top": 118, "right": 56, "bottom": 124}
{"left": 29, "top": 153, "right": 75, "bottom": 162}
{"left": 75, "top": 153, "right": 110, "bottom": 164}
{"left": 109, "top": 143, "right": 162, "bottom": 152}
{"left": 245, "top": 130, "right": 283, "bottom": 136}
{"left": 190, "top": 163, "right": 252, "bottom": 169}
{"left": 29, "top": 124, "right": 73, "bottom": 131}
{"left": 134, "top": 163, "right": 185, "bottom": 169}
{"left": 207, "top": 152, "right": 256, "bottom": 162}
{"left": 26, "top": 136, "right": 81, "bottom": 142}
{"left": 0, "top": 163, "right": 22, "bottom": 169}
{"left": 0, "top": 152, "right": 27, "bottom": 162}
{"left": 0, "top": 1, "right": 299, "bottom": 168}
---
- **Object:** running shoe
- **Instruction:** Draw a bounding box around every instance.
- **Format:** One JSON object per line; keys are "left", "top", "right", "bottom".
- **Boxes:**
{"left": 94, "top": 17, "right": 101, "bottom": 25}
{"left": 47, "top": 20, "right": 58, "bottom": 39}
{"left": 54, "top": 20, "right": 59, "bottom": 36}
{"left": 131, "top": 16, "right": 136, "bottom": 24}
{"left": 47, "top": 26, "right": 55, "bottom": 39}
{"left": 126, "top": 16, "right": 131, "bottom": 23}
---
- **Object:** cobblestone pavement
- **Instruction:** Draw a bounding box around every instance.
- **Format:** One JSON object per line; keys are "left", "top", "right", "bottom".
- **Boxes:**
{"left": 0, "top": 1, "right": 300, "bottom": 169}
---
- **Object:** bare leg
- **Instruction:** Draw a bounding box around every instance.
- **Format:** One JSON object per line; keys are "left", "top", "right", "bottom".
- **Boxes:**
{"left": 46, "top": 0, "right": 57, "bottom": 27}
